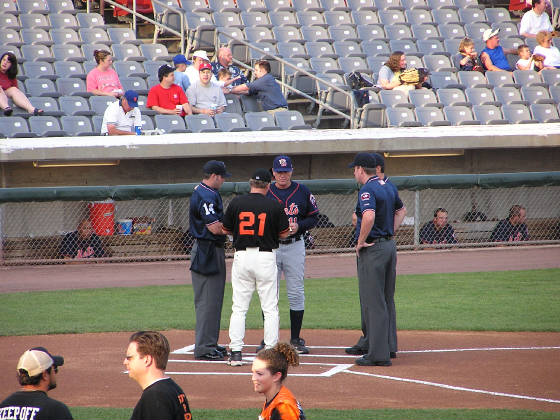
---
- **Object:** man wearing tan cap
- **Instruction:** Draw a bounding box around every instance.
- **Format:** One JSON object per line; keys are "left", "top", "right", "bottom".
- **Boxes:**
{"left": 0, "top": 347, "right": 73, "bottom": 419}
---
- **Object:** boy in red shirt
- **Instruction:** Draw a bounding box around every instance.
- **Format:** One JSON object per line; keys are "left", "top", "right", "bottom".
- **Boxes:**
{"left": 147, "top": 64, "right": 192, "bottom": 116}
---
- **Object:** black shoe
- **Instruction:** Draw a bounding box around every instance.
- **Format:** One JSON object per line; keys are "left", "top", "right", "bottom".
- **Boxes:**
{"left": 345, "top": 345, "right": 366, "bottom": 355}
{"left": 290, "top": 338, "right": 310, "bottom": 354}
{"left": 256, "top": 340, "right": 265, "bottom": 353}
{"left": 390, "top": 352, "right": 397, "bottom": 359}
{"left": 355, "top": 356, "right": 392, "bottom": 366}
{"left": 216, "top": 345, "right": 227, "bottom": 357}
{"left": 3, "top": 107, "right": 13, "bottom": 116}
{"left": 228, "top": 351, "right": 243, "bottom": 366}
{"left": 195, "top": 349, "right": 224, "bottom": 361}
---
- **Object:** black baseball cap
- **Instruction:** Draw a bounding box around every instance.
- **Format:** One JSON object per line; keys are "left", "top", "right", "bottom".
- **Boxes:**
{"left": 371, "top": 152, "right": 385, "bottom": 168}
{"left": 348, "top": 152, "right": 377, "bottom": 168}
{"left": 251, "top": 168, "right": 272, "bottom": 183}
{"left": 203, "top": 160, "right": 231, "bottom": 177}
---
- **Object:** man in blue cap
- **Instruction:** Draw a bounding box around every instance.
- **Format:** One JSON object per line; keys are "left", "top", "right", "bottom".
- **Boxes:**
{"left": 101, "top": 89, "right": 142, "bottom": 135}
{"left": 173, "top": 54, "right": 191, "bottom": 93}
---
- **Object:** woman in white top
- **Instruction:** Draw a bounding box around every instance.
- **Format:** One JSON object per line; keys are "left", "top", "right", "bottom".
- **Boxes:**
{"left": 533, "top": 30, "right": 560, "bottom": 68}
{"left": 377, "top": 51, "right": 407, "bottom": 90}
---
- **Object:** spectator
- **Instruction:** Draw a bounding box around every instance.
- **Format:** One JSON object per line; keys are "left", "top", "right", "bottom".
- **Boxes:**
{"left": 124, "top": 331, "right": 192, "bottom": 420}
{"left": 147, "top": 65, "right": 192, "bottom": 116}
{"left": 59, "top": 219, "right": 106, "bottom": 259}
{"left": 519, "top": 0, "right": 553, "bottom": 38}
{"left": 211, "top": 46, "right": 248, "bottom": 87}
{"left": 457, "top": 37, "right": 483, "bottom": 72}
{"left": 490, "top": 205, "right": 529, "bottom": 242}
{"left": 396, "top": 67, "right": 431, "bottom": 92}
{"left": 217, "top": 68, "right": 234, "bottom": 94}
{"left": 184, "top": 50, "right": 210, "bottom": 85}
{"left": 516, "top": 44, "right": 545, "bottom": 71}
{"left": 419, "top": 208, "right": 458, "bottom": 245}
{"left": 0, "top": 346, "right": 72, "bottom": 420}
{"left": 186, "top": 62, "right": 226, "bottom": 116}
{"left": 480, "top": 29, "right": 517, "bottom": 72}
{"left": 251, "top": 343, "right": 305, "bottom": 420}
{"left": 533, "top": 30, "right": 560, "bottom": 68}
{"left": 86, "top": 49, "right": 124, "bottom": 98}
{"left": 101, "top": 90, "right": 142, "bottom": 135}
{"left": 172, "top": 54, "right": 191, "bottom": 93}
{"left": 0, "top": 52, "right": 43, "bottom": 116}
{"left": 377, "top": 51, "right": 407, "bottom": 90}
{"left": 230, "top": 60, "right": 289, "bottom": 114}
{"left": 463, "top": 205, "right": 488, "bottom": 222}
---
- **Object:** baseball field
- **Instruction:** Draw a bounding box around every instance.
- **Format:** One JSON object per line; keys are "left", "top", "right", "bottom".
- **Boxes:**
{"left": 1, "top": 246, "right": 559, "bottom": 420}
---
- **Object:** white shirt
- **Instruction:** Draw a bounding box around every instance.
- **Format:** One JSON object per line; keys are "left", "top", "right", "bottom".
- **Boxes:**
{"left": 519, "top": 9, "right": 553, "bottom": 36}
{"left": 101, "top": 100, "right": 142, "bottom": 135}
{"left": 184, "top": 65, "right": 222, "bottom": 86}
{"left": 533, "top": 44, "right": 560, "bottom": 67}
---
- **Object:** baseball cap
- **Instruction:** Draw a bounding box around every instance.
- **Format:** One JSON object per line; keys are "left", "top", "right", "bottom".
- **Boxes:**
{"left": 348, "top": 152, "right": 377, "bottom": 168}
{"left": 192, "top": 50, "right": 210, "bottom": 61}
{"left": 123, "top": 90, "right": 139, "bottom": 108}
{"left": 272, "top": 155, "right": 293, "bottom": 172}
{"left": 173, "top": 54, "right": 189, "bottom": 66}
{"left": 203, "top": 160, "right": 231, "bottom": 177}
{"left": 251, "top": 168, "right": 272, "bottom": 183}
{"left": 17, "top": 347, "right": 64, "bottom": 377}
{"left": 158, "top": 64, "right": 174, "bottom": 80}
{"left": 483, "top": 28, "right": 500, "bottom": 41}
{"left": 199, "top": 61, "right": 212, "bottom": 72}
{"left": 371, "top": 152, "right": 385, "bottom": 168}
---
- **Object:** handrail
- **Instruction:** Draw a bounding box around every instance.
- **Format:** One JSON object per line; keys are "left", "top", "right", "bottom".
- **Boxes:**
{"left": 86, "top": 0, "right": 185, "bottom": 54}
{"left": 215, "top": 29, "right": 361, "bottom": 128}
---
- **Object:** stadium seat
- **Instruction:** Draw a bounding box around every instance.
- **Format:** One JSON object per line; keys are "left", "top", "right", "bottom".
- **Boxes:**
{"left": 114, "top": 61, "right": 148, "bottom": 79}
{"left": 457, "top": 71, "right": 490, "bottom": 89}
{"left": 429, "top": 71, "right": 462, "bottom": 89}
{"left": 49, "top": 13, "right": 79, "bottom": 29}
{"left": 112, "top": 44, "right": 146, "bottom": 62}
{"left": 492, "top": 21, "right": 519, "bottom": 38}
{"left": 501, "top": 103, "right": 538, "bottom": 124}
{"left": 324, "top": 10, "right": 354, "bottom": 27}
{"left": 389, "top": 39, "right": 418, "bottom": 54}
{"left": 401, "top": 0, "right": 429, "bottom": 9}
{"left": 362, "top": 40, "right": 391, "bottom": 56}
{"left": 213, "top": 11, "right": 245, "bottom": 29}
{"left": 357, "top": 102, "right": 386, "bottom": 127}
{"left": 18, "top": 0, "right": 50, "bottom": 14}
{"left": 46, "top": 0, "right": 77, "bottom": 14}
{"left": 23, "top": 62, "right": 56, "bottom": 81}
{"left": 245, "top": 27, "right": 278, "bottom": 44}
{"left": 59, "top": 95, "right": 95, "bottom": 116}
{"left": 237, "top": 0, "right": 268, "bottom": 12}
{"left": 79, "top": 28, "right": 112, "bottom": 47}
{"left": 20, "top": 14, "right": 51, "bottom": 31}
{"left": 458, "top": 8, "right": 486, "bottom": 24}
{"left": 76, "top": 12, "right": 107, "bottom": 28}
{"left": 408, "top": 89, "right": 441, "bottom": 108}
{"left": 378, "top": 10, "right": 407, "bottom": 25}
{"left": 512, "top": 70, "right": 546, "bottom": 88}
{"left": 273, "top": 26, "right": 305, "bottom": 44}
{"left": 310, "top": 57, "right": 344, "bottom": 74}
{"left": 82, "top": 44, "right": 109, "bottom": 63}
{"left": 301, "top": 26, "right": 334, "bottom": 43}
{"left": 386, "top": 107, "right": 422, "bottom": 127}
{"left": 223, "top": 94, "right": 244, "bottom": 115}
{"left": 185, "top": 114, "right": 222, "bottom": 132}
{"left": 493, "top": 86, "right": 526, "bottom": 105}
{"left": 415, "top": 107, "right": 451, "bottom": 126}
{"left": 264, "top": 0, "right": 294, "bottom": 11}
{"left": 89, "top": 96, "right": 116, "bottom": 115}
{"left": 432, "top": 9, "right": 460, "bottom": 25}
{"left": 423, "top": 54, "right": 456, "bottom": 73}
{"left": 208, "top": 0, "right": 240, "bottom": 12}
{"left": 20, "top": 29, "right": 53, "bottom": 48}
{"left": 405, "top": 53, "right": 423, "bottom": 69}
{"left": 277, "top": 42, "right": 309, "bottom": 59}
{"left": 541, "top": 69, "right": 560, "bottom": 86}
{"left": 52, "top": 44, "right": 85, "bottom": 63}
{"left": 60, "top": 115, "right": 96, "bottom": 135}
{"left": 269, "top": 11, "right": 301, "bottom": 27}
{"left": 107, "top": 28, "right": 144, "bottom": 46}
{"left": 321, "top": 0, "right": 351, "bottom": 11}
{"left": 292, "top": 0, "right": 324, "bottom": 11}
{"left": 21, "top": 45, "right": 55, "bottom": 63}
{"left": 333, "top": 41, "right": 365, "bottom": 58}
{"left": 464, "top": 23, "right": 491, "bottom": 40}
{"left": 530, "top": 103, "right": 560, "bottom": 123}
{"left": 329, "top": 25, "right": 361, "bottom": 43}
{"left": 92, "top": 115, "right": 103, "bottom": 133}
{"left": 0, "top": 14, "right": 20, "bottom": 30}
{"left": 120, "top": 77, "right": 149, "bottom": 95}
{"left": 274, "top": 110, "right": 312, "bottom": 129}
{"left": 25, "top": 79, "right": 60, "bottom": 97}
{"left": 0, "top": 0, "right": 20, "bottom": 15}
{"left": 239, "top": 95, "right": 262, "bottom": 113}
{"left": 443, "top": 105, "right": 480, "bottom": 125}
{"left": 472, "top": 104, "right": 508, "bottom": 124}
{"left": 29, "top": 96, "right": 64, "bottom": 116}
{"left": 0, "top": 117, "right": 38, "bottom": 138}
{"left": 56, "top": 78, "right": 91, "bottom": 98}
{"left": 28, "top": 115, "right": 68, "bottom": 137}
{"left": 373, "top": 0, "right": 404, "bottom": 10}
{"left": 50, "top": 28, "right": 82, "bottom": 46}
{"left": 379, "top": 90, "right": 413, "bottom": 108}
{"left": 338, "top": 57, "right": 371, "bottom": 74}
{"left": 357, "top": 24, "right": 388, "bottom": 41}
{"left": 484, "top": 7, "right": 511, "bottom": 24}
{"left": 140, "top": 44, "right": 173, "bottom": 61}
{"left": 411, "top": 24, "right": 441, "bottom": 41}
{"left": 453, "top": 0, "right": 480, "bottom": 8}
{"left": 351, "top": 10, "right": 379, "bottom": 25}
{"left": 154, "top": 114, "right": 191, "bottom": 133}
{"left": 444, "top": 39, "right": 463, "bottom": 56}
{"left": 427, "top": 0, "right": 457, "bottom": 9}
{"left": 241, "top": 11, "right": 272, "bottom": 28}
{"left": 438, "top": 23, "right": 467, "bottom": 40}
{"left": 465, "top": 87, "right": 500, "bottom": 106}
{"left": 417, "top": 39, "right": 446, "bottom": 56}
{"left": 214, "top": 112, "right": 251, "bottom": 131}
{"left": 244, "top": 111, "right": 280, "bottom": 130}
{"left": 520, "top": 86, "right": 555, "bottom": 104}
{"left": 405, "top": 9, "right": 433, "bottom": 25}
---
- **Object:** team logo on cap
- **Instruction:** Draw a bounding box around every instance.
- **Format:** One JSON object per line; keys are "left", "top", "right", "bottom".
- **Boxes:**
{"left": 361, "top": 192, "right": 370, "bottom": 201}
{"left": 278, "top": 158, "right": 287, "bottom": 167}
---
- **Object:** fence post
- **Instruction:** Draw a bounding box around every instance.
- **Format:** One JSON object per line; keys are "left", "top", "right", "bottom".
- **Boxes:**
{"left": 414, "top": 190, "right": 420, "bottom": 246}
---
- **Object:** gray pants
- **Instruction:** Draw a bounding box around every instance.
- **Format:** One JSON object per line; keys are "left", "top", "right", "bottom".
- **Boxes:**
{"left": 276, "top": 239, "right": 306, "bottom": 311}
{"left": 191, "top": 241, "right": 226, "bottom": 357}
{"left": 356, "top": 239, "right": 397, "bottom": 361}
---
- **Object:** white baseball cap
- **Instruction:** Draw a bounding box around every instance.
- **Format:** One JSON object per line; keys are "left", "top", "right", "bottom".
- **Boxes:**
{"left": 17, "top": 347, "right": 64, "bottom": 377}
{"left": 192, "top": 50, "right": 209, "bottom": 61}
{"left": 483, "top": 28, "right": 500, "bottom": 41}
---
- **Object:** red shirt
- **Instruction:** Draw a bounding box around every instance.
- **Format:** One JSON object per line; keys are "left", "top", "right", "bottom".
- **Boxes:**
{"left": 0, "top": 71, "right": 18, "bottom": 90}
{"left": 146, "top": 83, "right": 189, "bottom": 116}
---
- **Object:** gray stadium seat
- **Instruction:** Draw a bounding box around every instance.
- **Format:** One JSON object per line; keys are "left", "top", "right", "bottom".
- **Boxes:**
{"left": 0, "top": 14, "right": 20, "bottom": 30}
{"left": 89, "top": 96, "right": 116, "bottom": 115}
{"left": 378, "top": 10, "right": 406, "bottom": 25}
{"left": 373, "top": 0, "right": 403, "bottom": 9}
{"left": 411, "top": 23, "right": 440, "bottom": 41}
{"left": 424, "top": 54, "right": 456, "bottom": 73}
{"left": 114, "top": 61, "right": 148, "bottom": 78}
{"left": 185, "top": 114, "right": 222, "bottom": 132}
{"left": 278, "top": 42, "right": 309, "bottom": 59}
{"left": 306, "top": 41, "right": 337, "bottom": 58}
{"left": 112, "top": 44, "right": 146, "bottom": 62}
{"left": 0, "top": 0, "right": 19, "bottom": 15}
{"left": 18, "top": 0, "right": 49, "bottom": 14}
{"left": 465, "top": 87, "right": 500, "bottom": 106}
{"left": 21, "top": 45, "right": 56, "bottom": 63}
{"left": 296, "top": 10, "right": 328, "bottom": 27}
{"left": 386, "top": 107, "right": 422, "bottom": 127}
{"left": 415, "top": 107, "right": 451, "bottom": 126}
{"left": 273, "top": 26, "right": 305, "bottom": 44}
{"left": 239, "top": 95, "right": 262, "bottom": 113}
{"left": 244, "top": 111, "right": 280, "bottom": 130}
{"left": 140, "top": 44, "right": 173, "bottom": 61}
{"left": 541, "top": 69, "right": 560, "bottom": 86}
{"left": 443, "top": 105, "right": 480, "bottom": 125}
{"left": 50, "top": 28, "right": 82, "bottom": 45}
{"left": 52, "top": 44, "right": 85, "bottom": 63}
{"left": 357, "top": 24, "right": 387, "bottom": 41}
{"left": 25, "top": 79, "right": 60, "bottom": 97}
{"left": 292, "top": 0, "right": 324, "bottom": 11}
{"left": 269, "top": 10, "right": 300, "bottom": 27}
{"left": 432, "top": 9, "right": 460, "bottom": 25}
{"left": 484, "top": 7, "right": 511, "bottom": 24}
{"left": 60, "top": 115, "right": 96, "bottom": 136}
{"left": 0, "top": 117, "right": 37, "bottom": 138}
{"left": 357, "top": 103, "right": 387, "bottom": 128}
{"left": 408, "top": 89, "right": 441, "bottom": 108}
{"left": 107, "top": 28, "right": 144, "bottom": 46}
{"left": 464, "top": 23, "right": 491, "bottom": 40}
{"left": 49, "top": 13, "right": 79, "bottom": 29}
{"left": 493, "top": 86, "right": 526, "bottom": 105}
{"left": 23, "top": 62, "right": 56, "bottom": 81}
{"left": 438, "top": 24, "right": 466, "bottom": 40}
{"left": 59, "top": 95, "right": 95, "bottom": 116}
{"left": 92, "top": 115, "right": 104, "bottom": 133}
{"left": 264, "top": 0, "right": 293, "bottom": 11}
{"left": 46, "top": 0, "right": 77, "bottom": 14}
{"left": 458, "top": 8, "right": 486, "bottom": 24}
{"left": 310, "top": 57, "right": 344, "bottom": 74}
{"left": 351, "top": 10, "right": 379, "bottom": 26}
{"left": 429, "top": 71, "right": 462, "bottom": 89}
{"left": 338, "top": 56, "right": 371, "bottom": 74}
{"left": 214, "top": 112, "right": 250, "bottom": 131}
{"left": 301, "top": 26, "right": 334, "bottom": 43}
{"left": 405, "top": 9, "right": 433, "bottom": 25}
{"left": 245, "top": 27, "right": 278, "bottom": 44}
{"left": 333, "top": 41, "right": 365, "bottom": 58}
{"left": 329, "top": 25, "right": 361, "bottom": 43}
{"left": 427, "top": 0, "right": 456, "bottom": 9}
{"left": 79, "top": 28, "right": 112, "bottom": 47}
{"left": 362, "top": 40, "right": 391, "bottom": 56}
{"left": 120, "top": 77, "right": 149, "bottom": 95}
{"left": 28, "top": 116, "right": 68, "bottom": 137}
{"left": 208, "top": 0, "right": 240, "bottom": 11}
{"left": 513, "top": 70, "right": 546, "bottom": 88}
{"left": 274, "top": 110, "right": 312, "bottom": 129}
{"left": 223, "top": 94, "right": 244, "bottom": 115}
{"left": 379, "top": 90, "right": 413, "bottom": 108}
{"left": 76, "top": 12, "right": 107, "bottom": 28}
{"left": 521, "top": 86, "right": 555, "bottom": 104}
{"left": 321, "top": 0, "right": 351, "bottom": 11}
{"left": 492, "top": 21, "right": 519, "bottom": 38}
{"left": 401, "top": 0, "right": 429, "bottom": 9}
{"left": 530, "top": 103, "right": 560, "bottom": 123}
{"left": 324, "top": 10, "right": 354, "bottom": 27}
{"left": 29, "top": 96, "right": 64, "bottom": 116}
{"left": 501, "top": 104, "right": 538, "bottom": 124}
{"left": 56, "top": 78, "right": 91, "bottom": 98}
{"left": 457, "top": 71, "right": 490, "bottom": 89}
{"left": 241, "top": 11, "right": 272, "bottom": 28}
{"left": 389, "top": 39, "right": 418, "bottom": 53}
{"left": 20, "top": 14, "right": 51, "bottom": 31}
{"left": 82, "top": 44, "right": 109, "bottom": 63}
{"left": 472, "top": 104, "right": 508, "bottom": 124}
{"left": 453, "top": 0, "right": 480, "bottom": 8}
{"left": 237, "top": 0, "right": 267, "bottom": 11}
{"left": 214, "top": 11, "right": 245, "bottom": 29}
{"left": 154, "top": 114, "right": 191, "bottom": 133}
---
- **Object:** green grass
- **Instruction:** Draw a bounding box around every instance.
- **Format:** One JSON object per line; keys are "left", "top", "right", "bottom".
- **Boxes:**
{"left": 69, "top": 407, "right": 560, "bottom": 420}
{"left": 1, "top": 269, "right": 559, "bottom": 336}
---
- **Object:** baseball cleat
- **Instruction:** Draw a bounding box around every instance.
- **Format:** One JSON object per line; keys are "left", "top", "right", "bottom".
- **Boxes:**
{"left": 227, "top": 351, "right": 244, "bottom": 366}
{"left": 290, "top": 338, "right": 310, "bottom": 354}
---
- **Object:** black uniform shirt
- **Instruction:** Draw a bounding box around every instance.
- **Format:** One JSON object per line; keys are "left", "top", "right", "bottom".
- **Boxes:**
{"left": 130, "top": 378, "right": 191, "bottom": 420}
{"left": 0, "top": 390, "right": 73, "bottom": 420}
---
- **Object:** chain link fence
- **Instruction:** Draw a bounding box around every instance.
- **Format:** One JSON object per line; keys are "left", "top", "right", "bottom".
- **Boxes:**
{"left": 1, "top": 173, "right": 559, "bottom": 265}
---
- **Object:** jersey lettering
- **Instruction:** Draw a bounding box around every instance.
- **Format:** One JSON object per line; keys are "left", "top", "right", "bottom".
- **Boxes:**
{"left": 202, "top": 202, "right": 215, "bottom": 215}
{"left": 238, "top": 212, "right": 267, "bottom": 236}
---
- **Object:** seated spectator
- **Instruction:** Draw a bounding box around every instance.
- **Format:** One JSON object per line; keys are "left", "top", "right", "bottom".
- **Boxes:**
{"left": 463, "top": 206, "right": 487, "bottom": 222}
{"left": 533, "top": 30, "right": 560, "bottom": 68}
{"left": 86, "top": 49, "right": 124, "bottom": 98}
{"left": 185, "top": 50, "right": 210, "bottom": 85}
{"left": 101, "top": 90, "right": 142, "bottom": 135}
{"left": 457, "top": 37, "right": 484, "bottom": 72}
{"left": 490, "top": 204, "right": 529, "bottom": 242}
{"left": 0, "top": 52, "right": 43, "bottom": 116}
{"left": 211, "top": 47, "right": 248, "bottom": 87}
{"left": 377, "top": 51, "right": 407, "bottom": 90}
{"left": 419, "top": 208, "right": 458, "bottom": 244}
{"left": 516, "top": 44, "right": 545, "bottom": 71}
{"left": 480, "top": 29, "right": 517, "bottom": 72}
{"left": 186, "top": 62, "right": 226, "bottom": 116}
{"left": 218, "top": 68, "right": 233, "bottom": 94}
{"left": 396, "top": 67, "right": 431, "bottom": 92}
{"left": 519, "top": 0, "right": 553, "bottom": 38}
{"left": 147, "top": 65, "right": 192, "bottom": 116}
{"left": 59, "top": 219, "right": 106, "bottom": 259}
{"left": 172, "top": 54, "right": 191, "bottom": 93}
{"left": 230, "top": 60, "right": 288, "bottom": 114}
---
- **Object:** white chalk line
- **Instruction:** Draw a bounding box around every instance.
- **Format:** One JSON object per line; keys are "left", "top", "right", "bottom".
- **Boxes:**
{"left": 344, "top": 369, "right": 560, "bottom": 405}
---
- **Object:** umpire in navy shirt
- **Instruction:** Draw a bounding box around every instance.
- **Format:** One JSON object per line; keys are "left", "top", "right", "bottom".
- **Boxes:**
{"left": 347, "top": 152, "right": 406, "bottom": 366}
{"left": 189, "top": 160, "right": 231, "bottom": 361}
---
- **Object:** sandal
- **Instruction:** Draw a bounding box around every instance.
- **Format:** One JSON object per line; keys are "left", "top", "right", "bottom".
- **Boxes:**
{"left": 33, "top": 108, "right": 44, "bottom": 116}
{"left": 3, "top": 106, "right": 13, "bottom": 116}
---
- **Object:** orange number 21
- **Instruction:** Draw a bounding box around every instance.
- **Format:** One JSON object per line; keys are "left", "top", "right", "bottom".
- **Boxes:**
{"left": 239, "top": 212, "right": 267, "bottom": 236}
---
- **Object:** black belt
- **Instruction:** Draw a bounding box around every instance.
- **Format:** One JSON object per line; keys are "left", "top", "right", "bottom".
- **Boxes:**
{"left": 365, "top": 236, "right": 393, "bottom": 244}
{"left": 235, "top": 247, "right": 272, "bottom": 252}
{"left": 279, "top": 235, "right": 301, "bottom": 245}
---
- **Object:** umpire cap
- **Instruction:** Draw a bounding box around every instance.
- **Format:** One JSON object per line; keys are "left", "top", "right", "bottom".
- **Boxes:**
{"left": 251, "top": 168, "right": 272, "bottom": 183}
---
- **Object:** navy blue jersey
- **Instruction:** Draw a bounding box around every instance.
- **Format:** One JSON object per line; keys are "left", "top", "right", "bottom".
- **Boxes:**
{"left": 355, "top": 176, "right": 404, "bottom": 240}
{"left": 189, "top": 181, "right": 225, "bottom": 242}
{"left": 267, "top": 181, "right": 319, "bottom": 236}
{"left": 419, "top": 221, "right": 457, "bottom": 244}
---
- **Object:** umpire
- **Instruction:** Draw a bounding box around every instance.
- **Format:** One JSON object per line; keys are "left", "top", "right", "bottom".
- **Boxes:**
{"left": 347, "top": 152, "right": 406, "bottom": 366}
{"left": 189, "top": 160, "right": 231, "bottom": 361}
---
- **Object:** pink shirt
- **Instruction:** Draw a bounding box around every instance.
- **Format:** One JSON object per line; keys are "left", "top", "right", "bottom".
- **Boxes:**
{"left": 86, "top": 67, "right": 123, "bottom": 94}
